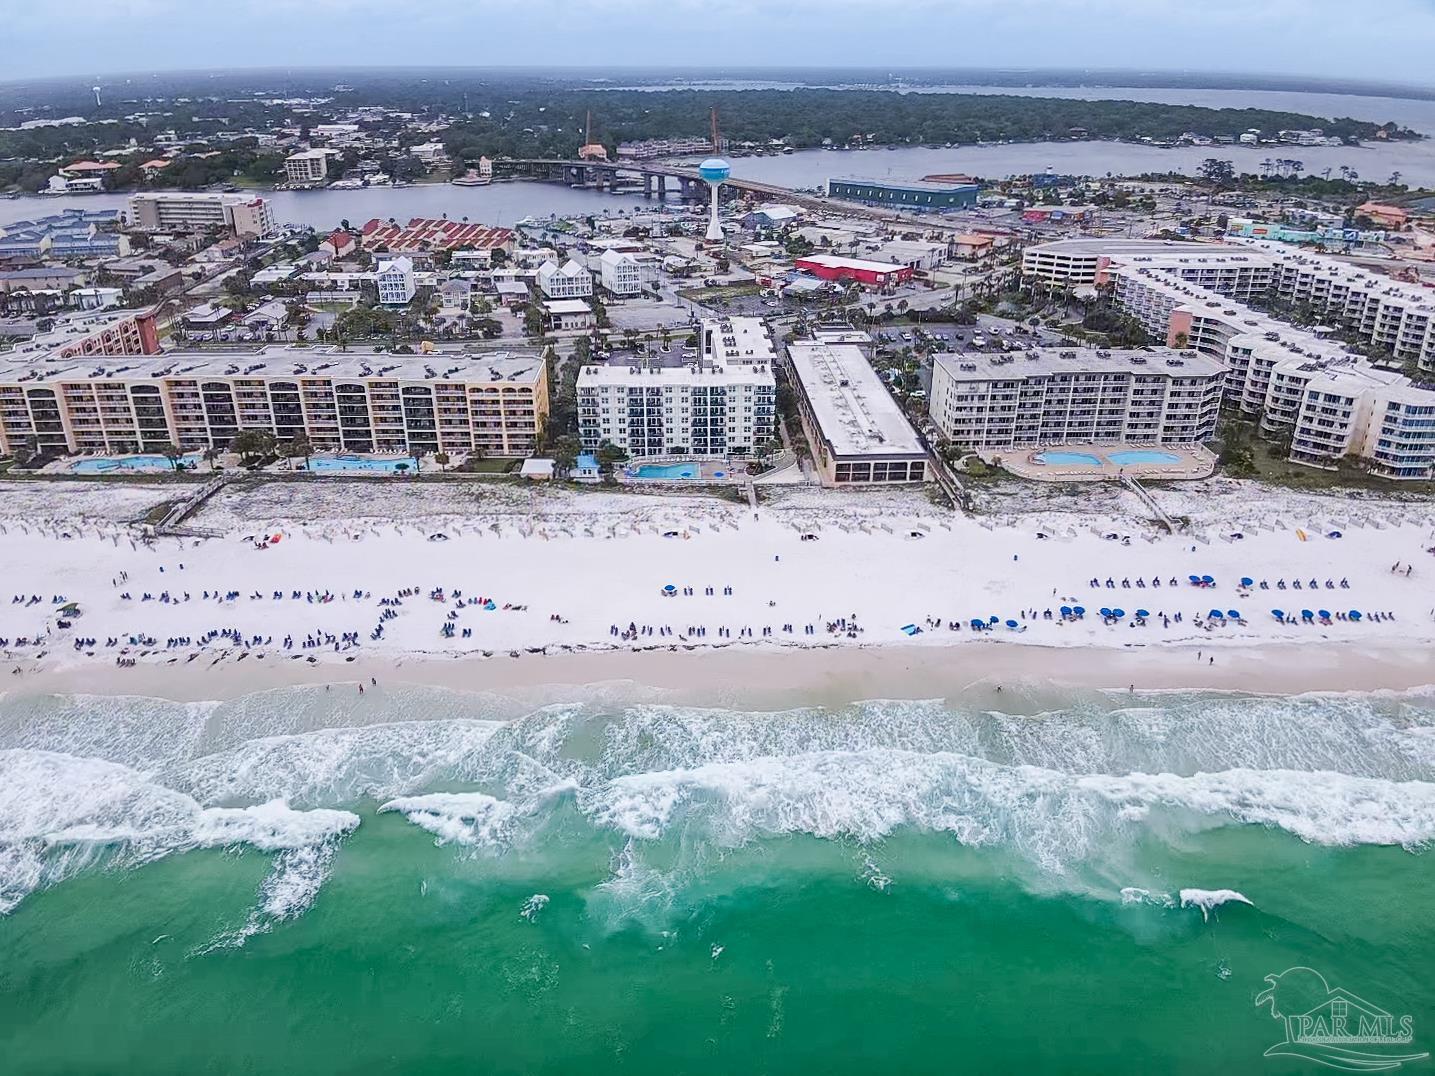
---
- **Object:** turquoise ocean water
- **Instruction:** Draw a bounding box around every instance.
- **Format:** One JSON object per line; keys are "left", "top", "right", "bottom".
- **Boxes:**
{"left": 1, "top": 682, "right": 1431, "bottom": 1073}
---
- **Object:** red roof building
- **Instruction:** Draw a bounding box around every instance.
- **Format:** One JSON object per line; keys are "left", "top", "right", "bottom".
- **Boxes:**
{"left": 792, "top": 254, "right": 912, "bottom": 288}
{"left": 359, "top": 217, "right": 515, "bottom": 253}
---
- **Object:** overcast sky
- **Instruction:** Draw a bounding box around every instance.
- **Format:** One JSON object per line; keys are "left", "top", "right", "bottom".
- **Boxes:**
{"left": 2, "top": 0, "right": 1433, "bottom": 86}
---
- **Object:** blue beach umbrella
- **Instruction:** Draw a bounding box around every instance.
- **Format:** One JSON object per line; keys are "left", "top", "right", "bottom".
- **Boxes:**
{"left": 1240, "top": 577, "right": 1254, "bottom": 587}
{"left": 989, "top": 615, "right": 1000, "bottom": 624}
{"left": 970, "top": 618, "right": 985, "bottom": 628}
{"left": 1202, "top": 575, "right": 1215, "bottom": 584}
{"left": 1318, "top": 609, "right": 1331, "bottom": 619}
{"left": 1099, "top": 607, "right": 1112, "bottom": 618}
{"left": 1349, "top": 610, "right": 1362, "bottom": 621}
{"left": 1112, "top": 608, "right": 1126, "bottom": 619}
{"left": 1072, "top": 606, "right": 1085, "bottom": 616}
{"left": 1006, "top": 619, "right": 1019, "bottom": 629}
{"left": 1136, "top": 609, "right": 1150, "bottom": 618}
{"left": 1301, "top": 609, "right": 1314, "bottom": 620}
{"left": 1227, "top": 609, "right": 1240, "bottom": 620}
{"left": 1271, "top": 609, "right": 1285, "bottom": 620}
{"left": 663, "top": 584, "right": 676, "bottom": 594}
{"left": 1060, "top": 605, "right": 1072, "bottom": 617}
{"left": 1209, "top": 608, "right": 1225, "bottom": 619}
{"left": 1188, "top": 574, "right": 1200, "bottom": 583}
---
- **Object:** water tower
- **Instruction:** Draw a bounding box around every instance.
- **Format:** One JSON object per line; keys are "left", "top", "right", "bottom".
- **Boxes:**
{"left": 698, "top": 157, "right": 731, "bottom": 243}
{"left": 92, "top": 85, "right": 102, "bottom": 108}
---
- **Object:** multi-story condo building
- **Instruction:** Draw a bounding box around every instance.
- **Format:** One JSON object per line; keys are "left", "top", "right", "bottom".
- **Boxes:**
{"left": 929, "top": 347, "right": 1225, "bottom": 451}
{"left": 0, "top": 345, "right": 548, "bottom": 459}
{"left": 599, "top": 248, "right": 658, "bottom": 297}
{"left": 1022, "top": 237, "right": 1435, "bottom": 479}
{"left": 283, "top": 150, "right": 329, "bottom": 186}
{"left": 125, "top": 193, "right": 278, "bottom": 237}
{"left": 615, "top": 137, "right": 717, "bottom": 161}
{"left": 536, "top": 258, "right": 594, "bottom": 299}
{"left": 577, "top": 317, "right": 776, "bottom": 458}
{"left": 375, "top": 258, "right": 417, "bottom": 306}
{"left": 5, "top": 308, "right": 161, "bottom": 360}
{"left": 1022, "top": 238, "right": 1275, "bottom": 299}
{"left": 786, "top": 335, "right": 929, "bottom": 485}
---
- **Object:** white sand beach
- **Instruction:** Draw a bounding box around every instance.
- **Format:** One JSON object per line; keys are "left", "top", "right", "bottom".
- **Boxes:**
{"left": 1, "top": 476, "right": 1432, "bottom": 698}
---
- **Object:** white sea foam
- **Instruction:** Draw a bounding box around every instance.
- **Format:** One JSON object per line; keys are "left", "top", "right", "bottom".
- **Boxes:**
{"left": 519, "top": 893, "right": 550, "bottom": 922}
{"left": 1179, "top": 888, "right": 1254, "bottom": 920}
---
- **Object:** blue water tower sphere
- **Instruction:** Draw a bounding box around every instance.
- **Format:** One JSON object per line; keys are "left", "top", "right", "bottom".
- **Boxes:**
{"left": 698, "top": 158, "right": 731, "bottom": 183}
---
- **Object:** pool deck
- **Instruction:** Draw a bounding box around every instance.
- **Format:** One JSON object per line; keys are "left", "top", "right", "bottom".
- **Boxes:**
{"left": 982, "top": 443, "right": 1217, "bottom": 483}
{"left": 619, "top": 458, "right": 745, "bottom": 484}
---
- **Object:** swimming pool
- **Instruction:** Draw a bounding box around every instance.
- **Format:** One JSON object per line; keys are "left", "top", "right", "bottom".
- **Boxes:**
{"left": 71, "top": 453, "right": 202, "bottom": 474}
{"left": 303, "top": 455, "right": 419, "bottom": 474}
{"left": 1107, "top": 449, "right": 1181, "bottom": 466}
{"left": 1035, "top": 451, "right": 1102, "bottom": 466}
{"left": 633, "top": 463, "right": 699, "bottom": 480}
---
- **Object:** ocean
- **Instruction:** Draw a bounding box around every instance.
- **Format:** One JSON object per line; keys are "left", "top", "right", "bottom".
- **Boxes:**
{"left": 1, "top": 681, "right": 1432, "bottom": 1073}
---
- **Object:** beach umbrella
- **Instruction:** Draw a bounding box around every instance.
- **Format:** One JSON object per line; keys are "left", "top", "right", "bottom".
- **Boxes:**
{"left": 1240, "top": 577, "right": 1254, "bottom": 587}
{"left": 1328, "top": 531, "right": 1343, "bottom": 539}
{"left": 989, "top": 615, "right": 1000, "bottom": 624}
{"left": 1059, "top": 605, "right": 1072, "bottom": 617}
{"left": 1188, "top": 574, "right": 1200, "bottom": 583}
{"left": 1005, "top": 619, "right": 1019, "bottom": 629}
{"left": 1099, "top": 607, "right": 1112, "bottom": 618}
{"left": 1271, "top": 609, "right": 1285, "bottom": 620}
{"left": 970, "top": 618, "right": 984, "bottom": 628}
{"left": 1349, "top": 610, "right": 1362, "bottom": 621}
{"left": 1202, "top": 575, "right": 1215, "bottom": 584}
{"left": 1301, "top": 609, "right": 1314, "bottom": 620}
{"left": 1209, "top": 608, "right": 1224, "bottom": 619}
{"left": 1318, "top": 609, "right": 1331, "bottom": 619}
{"left": 1227, "top": 610, "right": 1240, "bottom": 620}
{"left": 1112, "top": 608, "right": 1125, "bottom": 619}
{"left": 1073, "top": 606, "right": 1085, "bottom": 616}
{"left": 1136, "top": 609, "right": 1149, "bottom": 618}
{"left": 663, "top": 584, "right": 676, "bottom": 594}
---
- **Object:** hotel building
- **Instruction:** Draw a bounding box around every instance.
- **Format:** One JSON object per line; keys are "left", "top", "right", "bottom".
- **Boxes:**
{"left": 0, "top": 345, "right": 548, "bottom": 459}
{"left": 928, "top": 347, "right": 1225, "bottom": 451}
{"left": 786, "top": 334, "right": 929, "bottom": 485}
{"left": 283, "top": 150, "right": 330, "bottom": 186}
{"left": 577, "top": 317, "right": 776, "bottom": 458}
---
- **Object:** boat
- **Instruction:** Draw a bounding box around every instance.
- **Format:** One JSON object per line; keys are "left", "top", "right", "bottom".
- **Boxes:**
{"left": 451, "top": 169, "right": 491, "bottom": 187}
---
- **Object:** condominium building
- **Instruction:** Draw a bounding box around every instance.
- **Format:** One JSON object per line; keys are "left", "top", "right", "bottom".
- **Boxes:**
{"left": 375, "top": 257, "right": 417, "bottom": 305}
{"left": 577, "top": 317, "right": 777, "bottom": 458}
{"left": 4, "top": 307, "right": 161, "bottom": 361}
{"left": 535, "top": 258, "right": 594, "bottom": 299}
{"left": 283, "top": 150, "right": 330, "bottom": 186}
{"left": 929, "top": 347, "right": 1225, "bottom": 451}
{"left": 598, "top": 248, "right": 658, "bottom": 296}
{"left": 1022, "top": 236, "right": 1435, "bottom": 478}
{"left": 786, "top": 335, "right": 929, "bottom": 485}
{"left": 0, "top": 345, "right": 549, "bottom": 459}
{"left": 125, "top": 193, "right": 278, "bottom": 237}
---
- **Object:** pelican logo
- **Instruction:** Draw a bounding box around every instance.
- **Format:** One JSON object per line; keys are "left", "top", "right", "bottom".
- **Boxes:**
{"left": 1257, "top": 967, "right": 1427, "bottom": 1071}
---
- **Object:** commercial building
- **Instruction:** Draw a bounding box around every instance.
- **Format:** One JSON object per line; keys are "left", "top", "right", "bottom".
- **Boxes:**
{"left": 786, "top": 336, "right": 929, "bottom": 485}
{"left": 929, "top": 347, "right": 1225, "bottom": 451}
{"left": 792, "top": 254, "right": 913, "bottom": 289}
{"left": 876, "top": 240, "right": 948, "bottom": 272}
{"left": 826, "top": 177, "right": 979, "bottom": 211}
{"left": 0, "top": 267, "right": 85, "bottom": 294}
{"left": 535, "top": 258, "right": 593, "bottom": 299}
{"left": 0, "top": 345, "right": 548, "bottom": 459}
{"left": 283, "top": 150, "right": 330, "bottom": 186}
{"left": 125, "top": 193, "right": 278, "bottom": 237}
{"left": 577, "top": 317, "right": 776, "bottom": 458}
{"left": 375, "top": 257, "right": 417, "bottom": 305}
{"left": 615, "top": 137, "right": 715, "bottom": 160}
{"left": 599, "top": 248, "right": 659, "bottom": 296}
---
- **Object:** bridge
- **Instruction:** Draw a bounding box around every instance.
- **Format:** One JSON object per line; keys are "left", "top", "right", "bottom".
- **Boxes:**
{"left": 494, "top": 158, "right": 990, "bottom": 231}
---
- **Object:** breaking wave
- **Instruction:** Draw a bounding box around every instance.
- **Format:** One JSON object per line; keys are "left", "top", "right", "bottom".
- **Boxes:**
{"left": 1, "top": 683, "right": 1432, "bottom": 922}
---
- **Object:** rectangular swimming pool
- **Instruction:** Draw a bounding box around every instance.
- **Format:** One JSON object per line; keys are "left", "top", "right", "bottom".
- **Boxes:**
{"left": 302, "top": 455, "right": 420, "bottom": 474}
{"left": 1035, "top": 451, "right": 1102, "bottom": 466}
{"left": 71, "top": 453, "right": 202, "bottom": 474}
{"left": 1107, "top": 450, "right": 1181, "bottom": 466}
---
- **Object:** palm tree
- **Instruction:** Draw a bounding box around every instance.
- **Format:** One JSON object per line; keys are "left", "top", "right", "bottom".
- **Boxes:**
{"left": 156, "top": 441, "right": 183, "bottom": 471}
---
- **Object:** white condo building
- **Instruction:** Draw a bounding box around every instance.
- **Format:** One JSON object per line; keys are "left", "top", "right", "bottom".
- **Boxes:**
{"left": 577, "top": 317, "right": 777, "bottom": 458}
{"left": 929, "top": 347, "right": 1225, "bottom": 450}
{"left": 1021, "top": 237, "right": 1435, "bottom": 479}
{"left": 283, "top": 150, "right": 329, "bottom": 186}
{"left": 599, "top": 248, "right": 658, "bottom": 296}
{"left": 375, "top": 257, "right": 416, "bottom": 305}
{"left": 536, "top": 258, "right": 594, "bottom": 299}
{"left": 126, "top": 192, "right": 277, "bottom": 237}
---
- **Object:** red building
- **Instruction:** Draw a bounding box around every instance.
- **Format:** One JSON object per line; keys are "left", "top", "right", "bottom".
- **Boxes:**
{"left": 792, "top": 254, "right": 912, "bottom": 288}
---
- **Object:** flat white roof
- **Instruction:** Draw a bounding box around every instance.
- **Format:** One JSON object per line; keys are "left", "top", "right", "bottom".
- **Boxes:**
{"left": 544, "top": 299, "right": 592, "bottom": 314}
{"left": 787, "top": 340, "right": 925, "bottom": 459}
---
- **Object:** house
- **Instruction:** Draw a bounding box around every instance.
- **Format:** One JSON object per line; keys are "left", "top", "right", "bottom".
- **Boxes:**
{"left": 599, "top": 248, "right": 658, "bottom": 296}
{"left": 952, "top": 233, "right": 997, "bottom": 260}
{"left": 181, "top": 302, "right": 233, "bottom": 330}
{"left": 375, "top": 257, "right": 416, "bottom": 305}
{"left": 242, "top": 299, "right": 291, "bottom": 334}
{"left": 536, "top": 258, "right": 594, "bottom": 299}
{"left": 320, "top": 230, "right": 357, "bottom": 258}
{"left": 543, "top": 299, "right": 595, "bottom": 332}
{"left": 744, "top": 205, "right": 802, "bottom": 229}
{"left": 571, "top": 453, "right": 601, "bottom": 482}
{"left": 495, "top": 279, "right": 530, "bottom": 308}
{"left": 0, "top": 267, "right": 85, "bottom": 294}
{"left": 71, "top": 286, "right": 125, "bottom": 310}
{"left": 1356, "top": 202, "right": 1409, "bottom": 229}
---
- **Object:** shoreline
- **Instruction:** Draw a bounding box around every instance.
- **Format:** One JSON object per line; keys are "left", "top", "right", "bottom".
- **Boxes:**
{"left": 8, "top": 639, "right": 1434, "bottom": 707}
